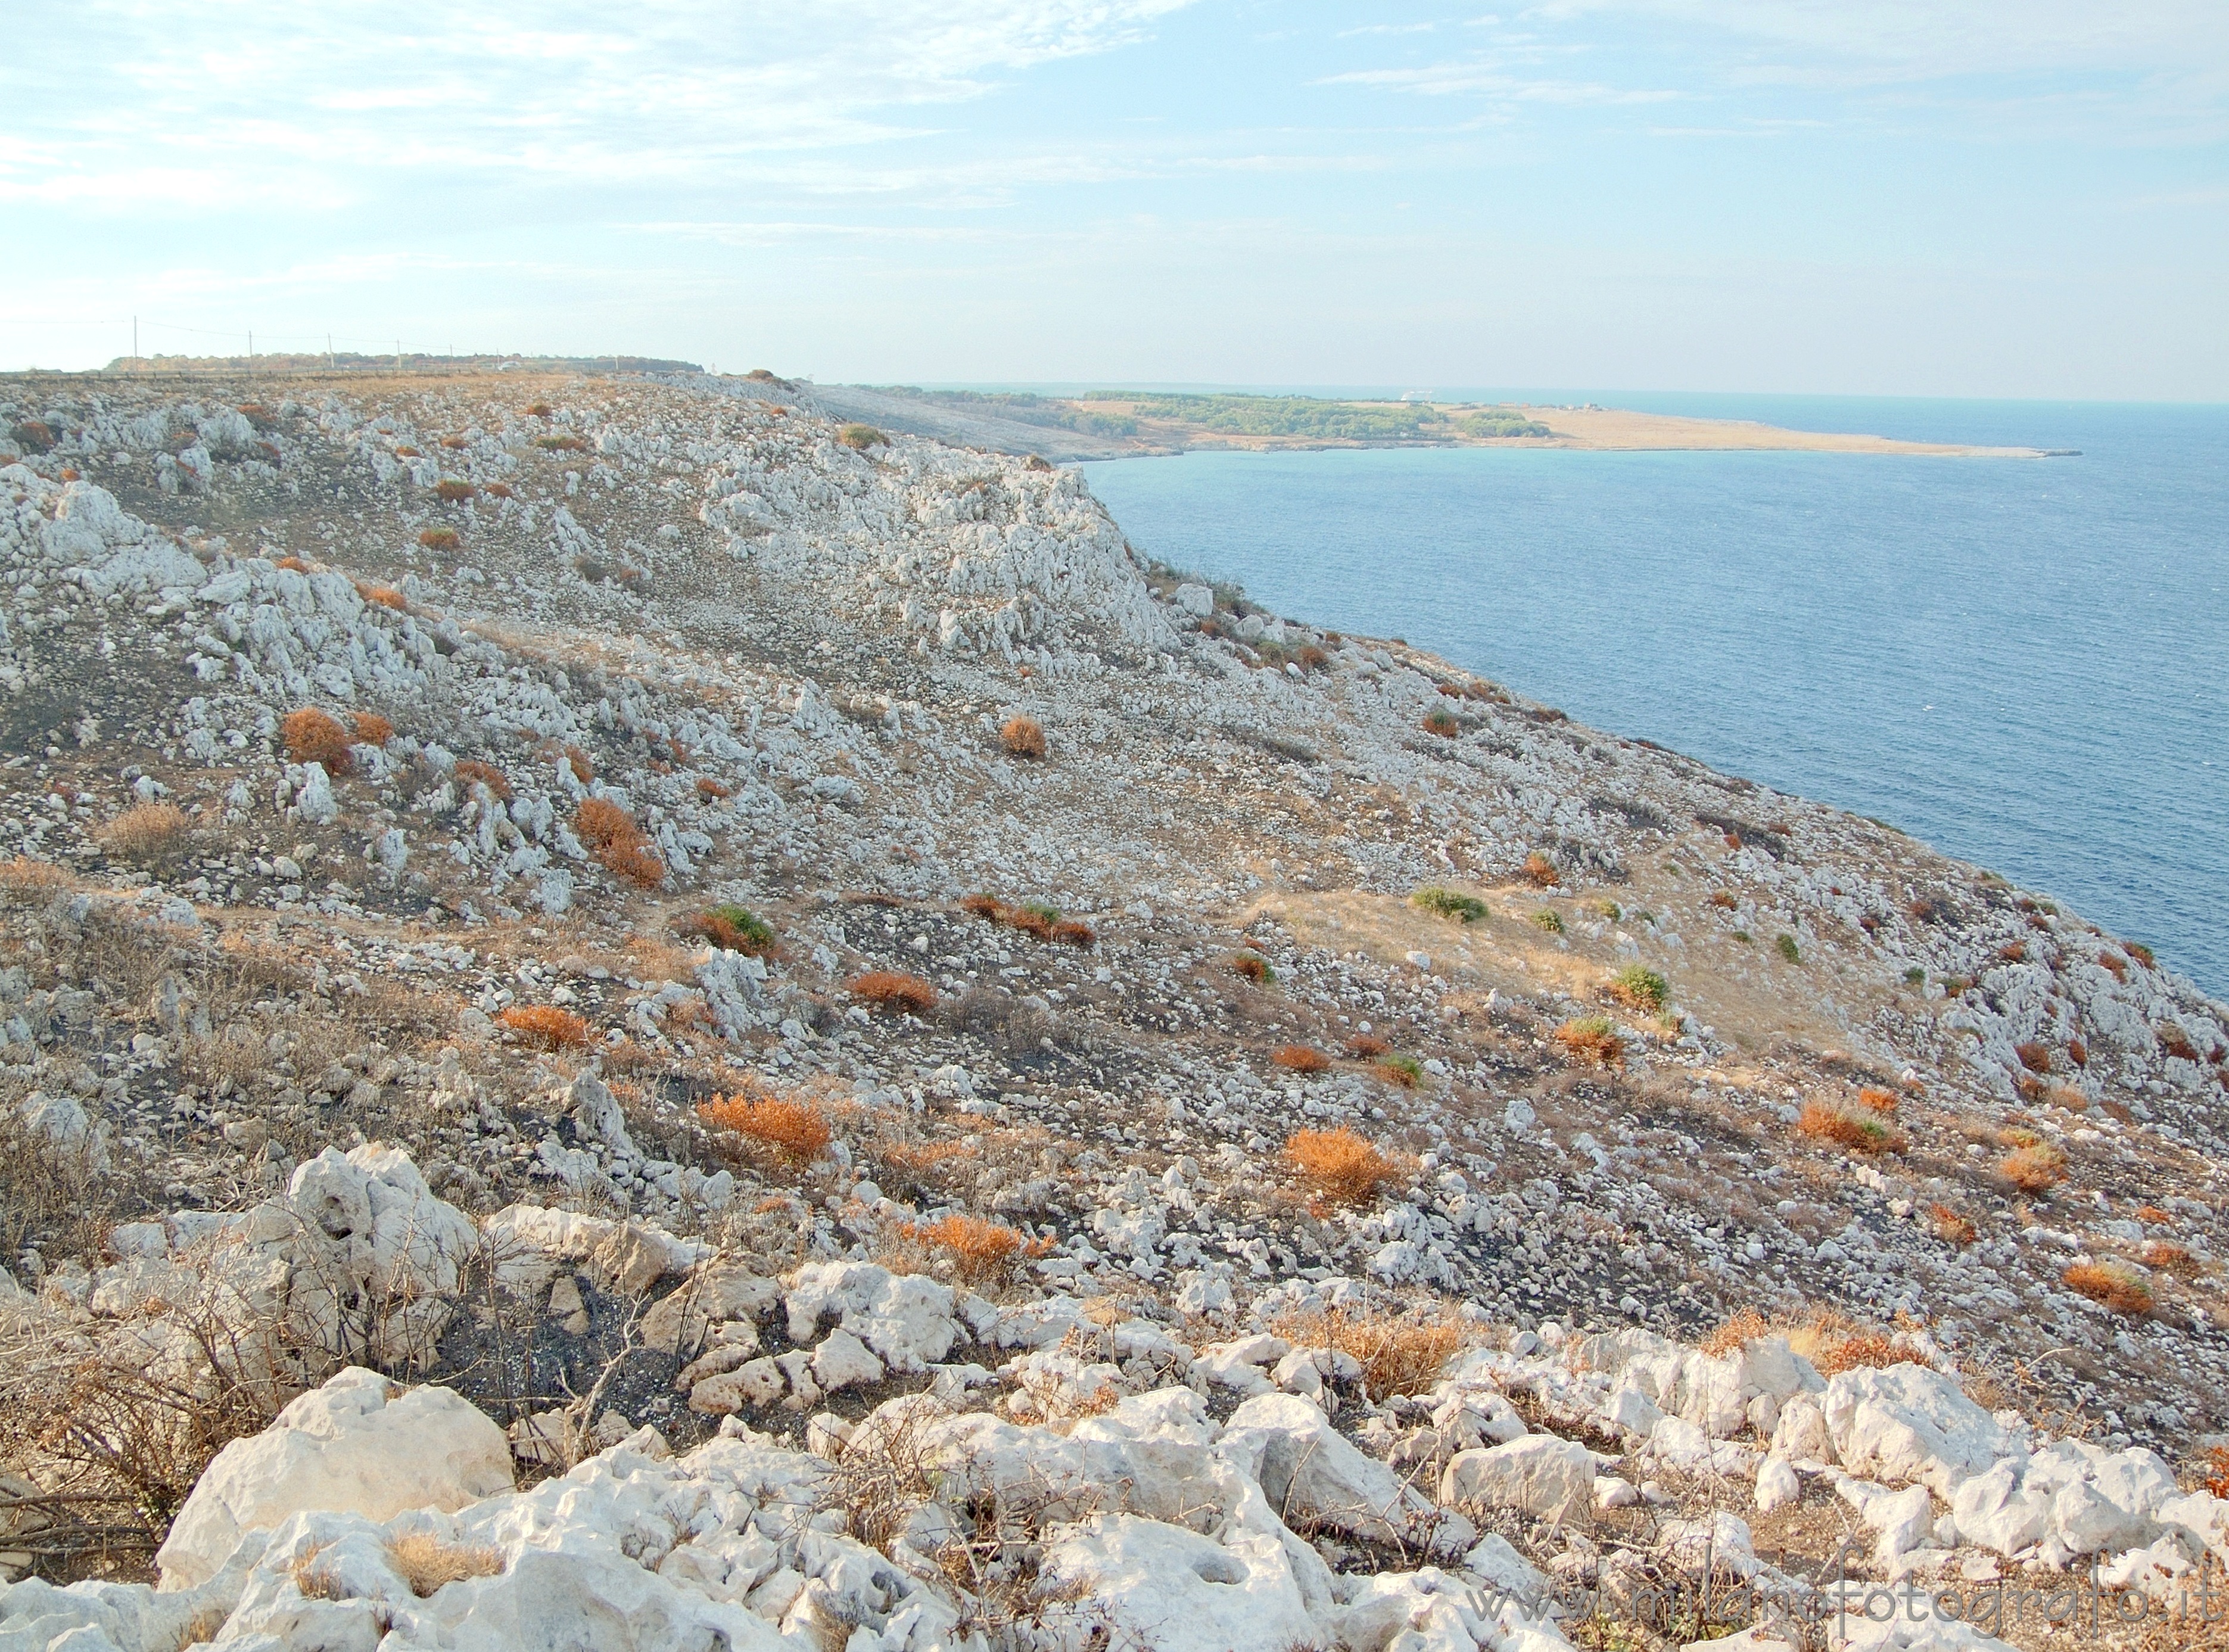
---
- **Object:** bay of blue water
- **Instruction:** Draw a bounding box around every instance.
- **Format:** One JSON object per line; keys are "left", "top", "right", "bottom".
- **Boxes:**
{"left": 1083, "top": 397, "right": 2229, "bottom": 998}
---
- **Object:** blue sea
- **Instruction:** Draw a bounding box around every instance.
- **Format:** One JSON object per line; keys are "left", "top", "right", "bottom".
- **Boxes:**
{"left": 1082, "top": 396, "right": 2229, "bottom": 999}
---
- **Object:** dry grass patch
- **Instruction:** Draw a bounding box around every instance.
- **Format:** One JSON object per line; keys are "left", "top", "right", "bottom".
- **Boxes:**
{"left": 432, "top": 479, "right": 476, "bottom": 502}
{"left": 1698, "top": 1308, "right": 1771, "bottom": 1358}
{"left": 96, "top": 802, "right": 189, "bottom": 863}
{"left": 281, "top": 707, "right": 354, "bottom": 773}
{"left": 1377, "top": 1055, "right": 1423, "bottom": 1088}
{"left": 496, "top": 1005, "right": 590, "bottom": 1050}
{"left": 898, "top": 1214, "right": 1036, "bottom": 1287}
{"left": 350, "top": 710, "right": 394, "bottom": 745}
{"left": 1784, "top": 1309, "right": 1929, "bottom": 1376}
{"left": 575, "top": 797, "right": 664, "bottom": 888}
{"left": 418, "top": 526, "right": 460, "bottom": 551}
{"left": 1795, "top": 1100, "right": 1906, "bottom": 1155}
{"left": 452, "top": 758, "right": 511, "bottom": 800}
{"left": 1929, "top": 1203, "right": 1978, "bottom": 1245}
{"left": 1420, "top": 707, "right": 1461, "bottom": 738}
{"left": 851, "top": 970, "right": 937, "bottom": 1015}
{"left": 387, "top": 1532, "right": 503, "bottom": 1596}
{"left": 1520, "top": 850, "right": 1559, "bottom": 888}
{"left": 699, "top": 1087, "right": 832, "bottom": 1164}
{"left": 1999, "top": 1142, "right": 2068, "bottom": 1194}
{"left": 2063, "top": 1261, "right": 2152, "bottom": 1317}
{"left": 1271, "top": 1044, "right": 1330, "bottom": 1073}
{"left": 682, "top": 904, "right": 777, "bottom": 957}
{"left": 1000, "top": 716, "right": 1047, "bottom": 759}
{"left": 1554, "top": 1015, "right": 1624, "bottom": 1071}
{"left": 1285, "top": 1128, "right": 1399, "bottom": 1206}
{"left": 1856, "top": 1085, "right": 1901, "bottom": 1114}
{"left": 1346, "top": 1032, "right": 1390, "bottom": 1058}
{"left": 1271, "top": 1305, "right": 1471, "bottom": 1401}
{"left": 1228, "top": 951, "right": 1274, "bottom": 984}
{"left": 2140, "top": 1240, "right": 2199, "bottom": 1278}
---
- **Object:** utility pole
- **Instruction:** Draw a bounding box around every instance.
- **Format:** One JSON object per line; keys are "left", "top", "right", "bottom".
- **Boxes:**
{"left": 395, "top": 340, "right": 402, "bottom": 374}
{"left": 328, "top": 334, "right": 335, "bottom": 372}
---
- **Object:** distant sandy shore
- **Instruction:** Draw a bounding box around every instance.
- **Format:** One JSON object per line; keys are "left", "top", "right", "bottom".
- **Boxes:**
{"left": 1489, "top": 404, "right": 2050, "bottom": 457}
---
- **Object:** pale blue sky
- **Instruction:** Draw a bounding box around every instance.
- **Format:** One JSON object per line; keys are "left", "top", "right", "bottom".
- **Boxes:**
{"left": 5, "top": 2, "right": 2225, "bottom": 397}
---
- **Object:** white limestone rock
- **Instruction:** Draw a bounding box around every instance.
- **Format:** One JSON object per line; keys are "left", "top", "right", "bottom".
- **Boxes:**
{"left": 155, "top": 1367, "right": 512, "bottom": 1590}
{"left": 783, "top": 1261, "right": 960, "bottom": 1373}
{"left": 1819, "top": 1364, "right": 2010, "bottom": 1496}
{"left": 1441, "top": 1434, "right": 1595, "bottom": 1521}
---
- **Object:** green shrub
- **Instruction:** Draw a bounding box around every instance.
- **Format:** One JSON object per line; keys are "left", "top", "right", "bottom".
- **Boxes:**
{"left": 1904, "top": 966, "right": 1926, "bottom": 986}
{"left": 838, "top": 424, "right": 886, "bottom": 451}
{"left": 1412, "top": 887, "right": 1487, "bottom": 923}
{"left": 1610, "top": 965, "right": 1668, "bottom": 1012}
{"left": 1776, "top": 934, "right": 1801, "bottom": 963}
{"left": 1533, "top": 910, "right": 1564, "bottom": 935}
{"left": 688, "top": 904, "right": 777, "bottom": 956}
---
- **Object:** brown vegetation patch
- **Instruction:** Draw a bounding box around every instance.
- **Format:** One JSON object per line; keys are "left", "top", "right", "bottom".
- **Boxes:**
{"left": 1000, "top": 716, "right": 1047, "bottom": 759}
{"left": 1285, "top": 1128, "right": 1397, "bottom": 1206}
{"left": 1520, "top": 851, "right": 1559, "bottom": 888}
{"left": 1271, "top": 1044, "right": 1330, "bottom": 1073}
{"left": 387, "top": 1533, "right": 503, "bottom": 1596}
{"left": 2063, "top": 1261, "right": 2152, "bottom": 1317}
{"left": 452, "top": 758, "right": 510, "bottom": 800}
{"left": 496, "top": 1005, "right": 590, "bottom": 1050}
{"left": 1999, "top": 1143, "right": 2068, "bottom": 1194}
{"left": 282, "top": 707, "right": 354, "bottom": 773}
{"left": 96, "top": 802, "right": 189, "bottom": 863}
{"left": 699, "top": 1088, "right": 832, "bottom": 1164}
{"left": 851, "top": 971, "right": 937, "bottom": 1015}
{"left": 1271, "top": 1305, "right": 1470, "bottom": 1401}
{"left": 1554, "top": 1016, "right": 1625, "bottom": 1071}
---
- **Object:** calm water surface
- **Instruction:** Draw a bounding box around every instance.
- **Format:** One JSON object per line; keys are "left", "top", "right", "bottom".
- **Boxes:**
{"left": 1084, "top": 397, "right": 2229, "bottom": 997}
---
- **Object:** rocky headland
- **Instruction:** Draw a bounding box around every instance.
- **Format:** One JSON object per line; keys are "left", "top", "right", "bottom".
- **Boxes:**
{"left": 0, "top": 368, "right": 2222, "bottom": 1651}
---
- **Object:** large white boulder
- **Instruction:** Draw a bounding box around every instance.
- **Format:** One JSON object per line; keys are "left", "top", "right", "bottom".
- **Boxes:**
{"left": 285, "top": 1146, "right": 478, "bottom": 1361}
{"left": 1221, "top": 1392, "right": 1468, "bottom": 1555}
{"left": 1818, "top": 1365, "right": 2010, "bottom": 1496}
{"left": 1035, "top": 1513, "right": 1321, "bottom": 1652}
{"left": 1442, "top": 1435, "right": 1595, "bottom": 1520}
{"left": 784, "top": 1262, "right": 960, "bottom": 1373}
{"left": 156, "top": 1368, "right": 511, "bottom": 1590}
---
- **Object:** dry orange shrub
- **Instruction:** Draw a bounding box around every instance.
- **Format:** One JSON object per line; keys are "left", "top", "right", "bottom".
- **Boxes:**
{"left": 1229, "top": 952, "right": 1272, "bottom": 983}
{"left": 434, "top": 479, "right": 476, "bottom": 502}
{"left": 2063, "top": 1261, "right": 2152, "bottom": 1316}
{"left": 1856, "top": 1086, "right": 1901, "bottom": 1114}
{"left": 1285, "top": 1128, "right": 1397, "bottom": 1206}
{"left": 418, "top": 526, "right": 460, "bottom": 551}
{"left": 1271, "top": 1044, "right": 1330, "bottom": 1073}
{"left": 1347, "top": 1032, "right": 1390, "bottom": 1059}
{"left": 453, "top": 758, "right": 511, "bottom": 800}
{"left": 850, "top": 971, "right": 936, "bottom": 1014}
{"left": 1699, "top": 1308, "right": 1771, "bottom": 1358}
{"left": 1271, "top": 1305, "right": 1470, "bottom": 1401}
{"left": 496, "top": 1005, "right": 590, "bottom": 1049}
{"left": 282, "top": 707, "right": 354, "bottom": 773}
{"left": 1796, "top": 1100, "right": 1906, "bottom": 1155}
{"left": 574, "top": 798, "right": 664, "bottom": 888}
{"left": 698, "top": 1090, "right": 832, "bottom": 1163}
{"left": 898, "top": 1214, "right": 1036, "bottom": 1285}
{"left": 0, "top": 855, "right": 72, "bottom": 897}
{"left": 2000, "top": 1143, "right": 2068, "bottom": 1193}
{"left": 1785, "top": 1309, "right": 1929, "bottom": 1377}
{"left": 1000, "top": 716, "right": 1047, "bottom": 758}
{"left": 2140, "top": 1240, "right": 2199, "bottom": 1278}
{"left": 350, "top": 711, "right": 394, "bottom": 745}
{"left": 1929, "top": 1203, "right": 1978, "bottom": 1245}
{"left": 1051, "top": 919, "right": 1095, "bottom": 948}
{"left": 1520, "top": 851, "right": 1559, "bottom": 888}
{"left": 1553, "top": 1017, "right": 1625, "bottom": 1071}
{"left": 96, "top": 802, "right": 188, "bottom": 861}
{"left": 356, "top": 583, "right": 408, "bottom": 611}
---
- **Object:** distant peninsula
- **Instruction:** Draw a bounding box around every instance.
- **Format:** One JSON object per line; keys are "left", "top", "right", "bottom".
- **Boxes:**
{"left": 779, "top": 382, "right": 2055, "bottom": 461}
